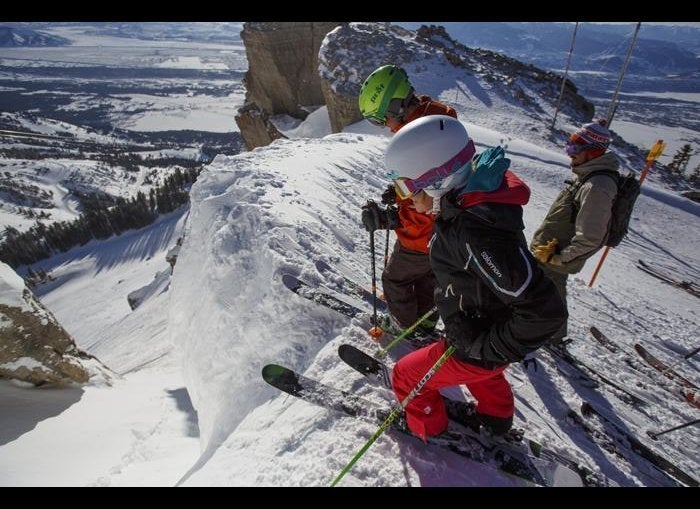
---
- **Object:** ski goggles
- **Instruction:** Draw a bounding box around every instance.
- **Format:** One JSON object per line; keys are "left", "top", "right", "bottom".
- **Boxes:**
{"left": 365, "top": 98, "right": 406, "bottom": 127}
{"left": 366, "top": 115, "right": 386, "bottom": 127}
{"left": 387, "top": 139, "right": 476, "bottom": 200}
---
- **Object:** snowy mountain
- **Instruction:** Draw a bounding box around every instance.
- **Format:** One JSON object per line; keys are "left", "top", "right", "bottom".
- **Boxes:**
{"left": 395, "top": 22, "right": 700, "bottom": 174}
{"left": 167, "top": 119, "right": 699, "bottom": 488}
{"left": 1, "top": 23, "right": 698, "bottom": 487}
{"left": 0, "top": 26, "right": 69, "bottom": 47}
{"left": 397, "top": 22, "right": 699, "bottom": 75}
{"left": 3, "top": 22, "right": 244, "bottom": 45}
{"left": 0, "top": 23, "right": 247, "bottom": 236}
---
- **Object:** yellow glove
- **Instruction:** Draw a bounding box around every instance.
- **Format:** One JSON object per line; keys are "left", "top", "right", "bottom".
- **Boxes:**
{"left": 533, "top": 238, "right": 559, "bottom": 264}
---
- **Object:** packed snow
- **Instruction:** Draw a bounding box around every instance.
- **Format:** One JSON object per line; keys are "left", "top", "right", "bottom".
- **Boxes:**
{"left": 0, "top": 262, "right": 30, "bottom": 311}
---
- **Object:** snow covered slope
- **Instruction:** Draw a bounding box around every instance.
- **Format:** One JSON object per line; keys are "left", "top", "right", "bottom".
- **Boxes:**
{"left": 170, "top": 116, "right": 698, "bottom": 486}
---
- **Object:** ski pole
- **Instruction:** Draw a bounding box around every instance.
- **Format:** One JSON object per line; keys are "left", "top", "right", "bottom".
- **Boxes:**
{"left": 367, "top": 229, "right": 382, "bottom": 339}
{"left": 384, "top": 228, "right": 390, "bottom": 269}
{"left": 647, "top": 418, "right": 700, "bottom": 440}
{"left": 377, "top": 306, "right": 438, "bottom": 357}
{"left": 588, "top": 139, "right": 666, "bottom": 287}
{"left": 330, "top": 345, "right": 455, "bottom": 487}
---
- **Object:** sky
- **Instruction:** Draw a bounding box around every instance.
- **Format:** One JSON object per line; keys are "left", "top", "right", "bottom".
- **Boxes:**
{"left": 0, "top": 23, "right": 698, "bottom": 487}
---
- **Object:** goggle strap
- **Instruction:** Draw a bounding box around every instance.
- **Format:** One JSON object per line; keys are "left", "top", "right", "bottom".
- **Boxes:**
{"left": 389, "top": 140, "right": 476, "bottom": 199}
{"left": 394, "top": 179, "right": 413, "bottom": 200}
{"left": 408, "top": 139, "right": 475, "bottom": 194}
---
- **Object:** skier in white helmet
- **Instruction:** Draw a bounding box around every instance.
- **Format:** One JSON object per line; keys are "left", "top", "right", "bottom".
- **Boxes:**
{"left": 385, "top": 115, "right": 567, "bottom": 439}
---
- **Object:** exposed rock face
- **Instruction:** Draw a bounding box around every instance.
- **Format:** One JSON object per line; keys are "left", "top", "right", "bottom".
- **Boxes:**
{"left": 318, "top": 23, "right": 595, "bottom": 135}
{"left": 236, "top": 22, "right": 340, "bottom": 150}
{"left": 0, "top": 262, "right": 90, "bottom": 385}
{"left": 239, "top": 22, "right": 341, "bottom": 116}
{"left": 319, "top": 78, "right": 360, "bottom": 134}
{"left": 235, "top": 102, "right": 287, "bottom": 151}
{"left": 319, "top": 23, "right": 428, "bottom": 133}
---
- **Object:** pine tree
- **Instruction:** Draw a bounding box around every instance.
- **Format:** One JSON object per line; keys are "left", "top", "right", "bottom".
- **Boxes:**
{"left": 665, "top": 144, "right": 693, "bottom": 177}
{"left": 689, "top": 164, "right": 700, "bottom": 188}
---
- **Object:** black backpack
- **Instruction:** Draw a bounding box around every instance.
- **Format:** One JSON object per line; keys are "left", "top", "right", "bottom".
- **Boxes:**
{"left": 576, "top": 170, "right": 641, "bottom": 247}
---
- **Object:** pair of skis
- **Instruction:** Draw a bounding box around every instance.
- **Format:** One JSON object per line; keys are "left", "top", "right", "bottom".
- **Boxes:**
{"left": 283, "top": 271, "right": 441, "bottom": 346}
{"left": 264, "top": 342, "right": 697, "bottom": 487}
{"left": 636, "top": 259, "right": 699, "bottom": 298}
{"left": 263, "top": 345, "right": 608, "bottom": 487}
{"left": 273, "top": 269, "right": 697, "bottom": 486}
{"left": 589, "top": 326, "right": 698, "bottom": 409}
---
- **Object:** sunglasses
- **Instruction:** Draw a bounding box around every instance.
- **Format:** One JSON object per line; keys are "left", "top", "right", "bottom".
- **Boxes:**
{"left": 565, "top": 141, "right": 587, "bottom": 156}
{"left": 566, "top": 141, "right": 597, "bottom": 156}
{"left": 388, "top": 139, "right": 476, "bottom": 200}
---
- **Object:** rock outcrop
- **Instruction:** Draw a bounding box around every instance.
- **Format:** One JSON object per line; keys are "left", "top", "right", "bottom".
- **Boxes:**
{"left": 240, "top": 22, "right": 341, "bottom": 116}
{"left": 318, "top": 23, "right": 428, "bottom": 133}
{"left": 318, "top": 23, "right": 595, "bottom": 135}
{"left": 0, "top": 262, "right": 90, "bottom": 385}
{"left": 236, "top": 22, "right": 340, "bottom": 150}
{"left": 235, "top": 102, "right": 287, "bottom": 151}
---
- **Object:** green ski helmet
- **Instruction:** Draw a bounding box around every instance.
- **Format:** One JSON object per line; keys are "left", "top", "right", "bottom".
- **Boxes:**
{"left": 358, "top": 65, "right": 413, "bottom": 126}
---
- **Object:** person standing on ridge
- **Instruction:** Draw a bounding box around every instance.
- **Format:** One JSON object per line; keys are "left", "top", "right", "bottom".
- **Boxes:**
{"left": 530, "top": 119, "right": 618, "bottom": 349}
{"left": 358, "top": 64, "right": 457, "bottom": 339}
{"left": 384, "top": 115, "right": 567, "bottom": 440}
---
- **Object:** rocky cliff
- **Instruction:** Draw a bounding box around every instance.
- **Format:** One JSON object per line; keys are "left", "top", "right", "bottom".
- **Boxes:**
{"left": 0, "top": 262, "right": 91, "bottom": 385}
{"left": 235, "top": 102, "right": 287, "bottom": 151}
{"left": 236, "top": 22, "right": 340, "bottom": 149}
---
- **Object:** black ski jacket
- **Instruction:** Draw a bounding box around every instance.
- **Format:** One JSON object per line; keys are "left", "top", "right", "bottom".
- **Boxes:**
{"left": 431, "top": 179, "right": 567, "bottom": 368}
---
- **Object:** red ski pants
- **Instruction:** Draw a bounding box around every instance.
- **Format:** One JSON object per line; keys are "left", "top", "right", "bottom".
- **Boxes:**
{"left": 391, "top": 339, "right": 514, "bottom": 440}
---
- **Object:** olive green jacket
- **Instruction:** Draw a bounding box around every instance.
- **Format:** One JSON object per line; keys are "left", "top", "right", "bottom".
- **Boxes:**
{"left": 530, "top": 152, "right": 620, "bottom": 274}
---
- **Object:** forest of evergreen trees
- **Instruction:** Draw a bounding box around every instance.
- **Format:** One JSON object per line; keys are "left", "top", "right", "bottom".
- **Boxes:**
{"left": 0, "top": 167, "right": 199, "bottom": 268}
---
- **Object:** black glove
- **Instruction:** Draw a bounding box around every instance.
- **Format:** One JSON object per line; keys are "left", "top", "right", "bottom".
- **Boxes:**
{"left": 361, "top": 201, "right": 402, "bottom": 232}
{"left": 380, "top": 184, "right": 397, "bottom": 205}
{"left": 443, "top": 312, "right": 491, "bottom": 354}
{"left": 385, "top": 206, "right": 401, "bottom": 230}
{"left": 361, "top": 200, "right": 384, "bottom": 232}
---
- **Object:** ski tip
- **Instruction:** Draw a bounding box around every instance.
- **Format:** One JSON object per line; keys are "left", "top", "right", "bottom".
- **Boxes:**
{"left": 315, "top": 259, "right": 332, "bottom": 273}
{"left": 338, "top": 344, "right": 353, "bottom": 357}
{"left": 281, "top": 273, "right": 301, "bottom": 289}
{"left": 262, "top": 364, "right": 291, "bottom": 384}
{"left": 338, "top": 343, "right": 376, "bottom": 365}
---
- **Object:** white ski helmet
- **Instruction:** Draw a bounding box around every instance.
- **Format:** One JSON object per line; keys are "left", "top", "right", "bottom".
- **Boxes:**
{"left": 385, "top": 115, "right": 475, "bottom": 198}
